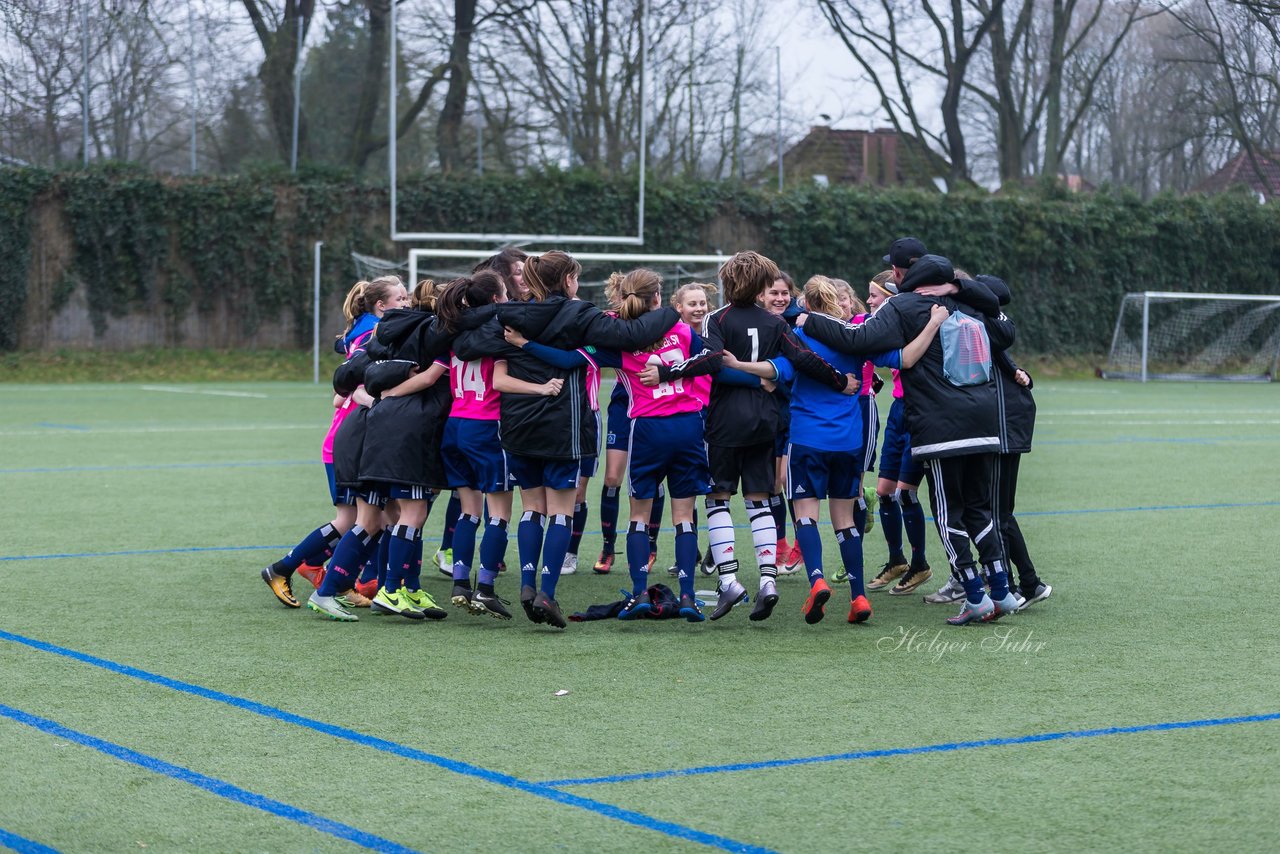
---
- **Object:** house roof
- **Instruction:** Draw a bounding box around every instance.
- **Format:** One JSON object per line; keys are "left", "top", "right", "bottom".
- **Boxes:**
{"left": 1195, "top": 150, "right": 1280, "bottom": 199}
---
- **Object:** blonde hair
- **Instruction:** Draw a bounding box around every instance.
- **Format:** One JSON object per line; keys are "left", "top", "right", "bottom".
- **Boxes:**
{"left": 952, "top": 267, "right": 972, "bottom": 280}
{"left": 671, "top": 281, "right": 718, "bottom": 308}
{"left": 721, "top": 251, "right": 780, "bottom": 306}
{"left": 832, "top": 278, "right": 867, "bottom": 317}
{"left": 340, "top": 276, "right": 401, "bottom": 338}
{"left": 869, "top": 269, "right": 897, "bottom": 299}
{"left": 803, "top": 275, "right": 842, "bottom": 317}
{"left": 523, "top": 251, "right": 582, "bottom": 302}
{"left": 609, "top": 268, "right": 664, "bottom": 321}
{"left": 410, "top": 278, "right": 440, "bottom": 312}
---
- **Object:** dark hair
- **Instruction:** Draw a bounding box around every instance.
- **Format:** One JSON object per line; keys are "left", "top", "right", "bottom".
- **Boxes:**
{"left": 720, "top": 251, "right": 780, "bottom": 306}
{"left": 775, "top": 270, "right": 797, "bottom": 296}
{"left": 523, "top": 250, "right": 582, "bottom": 301}
{"left": 435, "top": 270, "right": 506, "bottom": 333}
{"left": 472, "top": 247, "right": 528, "bottom": 293}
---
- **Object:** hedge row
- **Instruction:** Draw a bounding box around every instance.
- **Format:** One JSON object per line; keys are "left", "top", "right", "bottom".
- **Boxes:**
{"left": 5, "top": 164, "right": 1279, "bottom": 354}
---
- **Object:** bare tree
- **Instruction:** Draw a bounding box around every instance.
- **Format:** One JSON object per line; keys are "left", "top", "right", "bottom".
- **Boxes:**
{"left": 241, "top": 0, "right": 315, "bottom": 163}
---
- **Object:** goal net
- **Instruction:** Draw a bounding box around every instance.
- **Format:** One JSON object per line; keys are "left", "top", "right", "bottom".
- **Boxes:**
{"left": 1100, "top": 291, "right": 1280, "bottom": 382}
{"left": 351, "top": 250, "right": 409, "bottom": 284}
{"left": 408, "top": 249, "right": 730, "bottom": 308}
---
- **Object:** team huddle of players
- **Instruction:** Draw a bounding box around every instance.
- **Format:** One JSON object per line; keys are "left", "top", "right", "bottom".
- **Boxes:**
{"left": 260, "top": 237, "right": 1052, "bottom": 629}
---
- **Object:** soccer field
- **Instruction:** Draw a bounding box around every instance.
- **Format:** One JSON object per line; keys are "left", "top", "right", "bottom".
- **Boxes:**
{"left": 1, "top": 379, "right": 1278, "bottom": 853}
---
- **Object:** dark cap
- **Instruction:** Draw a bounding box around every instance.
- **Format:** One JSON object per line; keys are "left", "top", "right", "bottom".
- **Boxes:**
{"left": 975, "top": 274, "right": 1011, "bottom": 306}
{"left": 883, "top": 237, "right": 927, "bottom": 268}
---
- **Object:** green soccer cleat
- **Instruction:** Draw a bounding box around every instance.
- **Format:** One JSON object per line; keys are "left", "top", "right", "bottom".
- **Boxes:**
{"left": 400, "top": 587, "right": 448, "bottom": 620}
{"left": 370, "top": 587, "right": 426, "bottom": 620}
{"left": 307, "top": 592, "right": 358, "bottom": 622}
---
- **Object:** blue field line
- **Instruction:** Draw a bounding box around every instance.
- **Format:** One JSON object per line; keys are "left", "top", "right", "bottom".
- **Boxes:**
{"left": 0, "top": 460, "right": 312, "bottom": 474}
{"left": 0, "top": 827, "right": 59, "bottom": 854}
{"left": 3, "top": 498, "right": 1278, "bottom": 564}
{"left": 0, "top": 703, "right": 416, "bottom": 853}
{"left": 0, "top": 630, "right": 772, "bottom": 854}
{"left": 33, "top": 423, "right": 88, "bottom": 431}
{"left": 537, "top": 711, "right": 1280, "bottom": 788}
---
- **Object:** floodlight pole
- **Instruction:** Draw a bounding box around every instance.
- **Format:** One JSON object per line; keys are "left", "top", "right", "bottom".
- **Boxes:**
{"left": 313, "top": 241, "right": 323, "bottom": 384}
{"left": 776, "top": 46, "right": 783, "bottom": 192}
{"left": 389, "top": 0, "right": 398, "bottom": 237}
{"left": 290, "top": 12, "right": 304, "bottom": 173}
{"left": 81, "top": 0, "right": 90, "bottom": 166}
{"left": 638, "top": 0, "right": 647, "bottom": 241}
{"left": 187, "top": 0, "right": 198, "bottom": 173}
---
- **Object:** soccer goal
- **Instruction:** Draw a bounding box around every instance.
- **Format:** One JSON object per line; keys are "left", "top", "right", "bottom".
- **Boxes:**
{"left": 1100, "top": 291, "right": 1280, "bottom": 382}
{"left": 407, "top": 249, "right": 730, "bottom": 308}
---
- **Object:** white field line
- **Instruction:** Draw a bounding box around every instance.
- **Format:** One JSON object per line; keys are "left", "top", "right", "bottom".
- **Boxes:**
{"left": 0, "top": 424, "right": 316, "bottom": 437}
{"left": 1038, "top": 419, "right": 1280, "bottom": 426}
{"left": 139, "top": 385, "right": 268, "bottom": 398}
{"left": 1038, "top": 408, "right": 1280, "bottom": 416}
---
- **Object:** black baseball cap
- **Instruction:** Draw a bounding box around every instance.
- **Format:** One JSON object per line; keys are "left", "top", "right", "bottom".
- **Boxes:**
{"left": 975, "top": 273, "right": 1011, "bottom": 306}
{"left": 883, "top": 237, "right": 927, "bottom": 268}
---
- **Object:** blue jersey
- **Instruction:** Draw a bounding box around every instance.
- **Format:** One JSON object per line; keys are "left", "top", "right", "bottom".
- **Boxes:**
{"left": 787, "top": 327, "right": 899, "bottom": 452}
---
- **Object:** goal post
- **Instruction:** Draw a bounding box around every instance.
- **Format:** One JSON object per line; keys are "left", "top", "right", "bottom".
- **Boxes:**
{"left": 1100, "top": 291, "right": 1280, "bottom": 382}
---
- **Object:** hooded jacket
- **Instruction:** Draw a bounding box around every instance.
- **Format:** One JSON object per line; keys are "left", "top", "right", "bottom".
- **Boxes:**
{"left": 456, "top": 297, "right": 679, "bottom": 460}
{"left": 801, "top": 255, "right": 1013, "bottom": 460}
{"left": 975, "top": 275, "right": 1035, "bottom": 454}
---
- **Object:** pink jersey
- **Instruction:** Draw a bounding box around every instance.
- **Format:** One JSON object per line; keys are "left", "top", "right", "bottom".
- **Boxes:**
{"left": 691, "top": 374, "right": 712, "bottom": 408}
{"left": 851, "top": 312, "right": 903, "bottom": 399}
{"left": 321, "top": 329, "right": 375, "bottom": 463}
{"left": 447, "top": 354, "right": 501, "bottom": 420}
{"left": 618, "top": 322, "right": 704, "bottom": 419}
{"left": 582, "top": 349, "right": 601, "bottom": 412}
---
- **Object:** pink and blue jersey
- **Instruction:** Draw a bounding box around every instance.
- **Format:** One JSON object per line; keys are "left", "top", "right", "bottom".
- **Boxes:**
{"left": 617, "top": 322, "right": 704, "bottom": 419}
{"left": 446, "top": 354, "right": 500, "bottom": 420}
{"left": 853, "top": 312, "right": 903, "bottom": 399}
{"left": 322, "top": 315, "right": 378, "bottom": 463}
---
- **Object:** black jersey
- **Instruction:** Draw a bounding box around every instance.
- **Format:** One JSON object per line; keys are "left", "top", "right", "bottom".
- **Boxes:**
{"left": 662, "top": 303, "right": 848, "bottom": 448}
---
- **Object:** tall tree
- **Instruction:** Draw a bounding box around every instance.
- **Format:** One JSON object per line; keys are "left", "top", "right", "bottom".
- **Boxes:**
{"left": 241, "top": 0, "right": 315, "bottom": 164}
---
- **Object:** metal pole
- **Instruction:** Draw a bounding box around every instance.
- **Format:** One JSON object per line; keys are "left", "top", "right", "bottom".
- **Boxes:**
{"left": 187, "top": 0, "right": 198, "bottom": 172}
{"left": 81, "top": 0, "right": 89, "bottom": 166}
{"left": 476, "top": 124, "right": 483, "bottom": 175}
{"left": 291, "top": 7, "right": 303, "bottom": 172}
{"left": 775, "top": 46, "right": 783, "bottom": 191}
{"left": 1140, "top": 292, "right": 1150, "bottom": 383}
{"left": 389, "top": 0, "right": 398, "bottom": 236}
{"left": 313, "top": 241, "right": 323, "bottom": 384}
{"left": 637, "top": 0, "right": 647, "bottom": 242}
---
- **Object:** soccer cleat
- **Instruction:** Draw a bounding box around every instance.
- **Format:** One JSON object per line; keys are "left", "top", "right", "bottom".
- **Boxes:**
{"left": 990, "top": 592, "right": 1021, "bottom": 620}
{"left": 353, "top": 578, "right": 378, "bottom": 599}
{"left": 592, "top": 550, "right": 615, "bottom": 575}
{"left": 434, "top": 548, "right": 453, "bottom": 578}
{"left": 296, "top": 563, "right": 326, "bottom": 589}
{"left": 401, "top": 587, "right": 448, "bottom": 620}
{"left": 832, "top": 565, "right": 849, "bottom": 583}
{"left": 709, "top": 579, "right": 748, "bottom": 621}
{"left": 847, "top": 594, "right": 872, "bottom": 624}
{"left": 520, "top": 585, "right": 547, "bottom": 624}
{"left": 370, "top": 587, "right": 426, "bottom": 620}
{"left": 533, "top": 592, "right": 567, "bottom": 629}
{"left": 802, "top": 577, "right": 832, "bottom": 624}
{"left": 666, "top": 561, "right": 680, "bottom": 577}
{"left": 783, "top": 542, "right": 805, "bottom": 573}
{"left": 866, "top": 562, "right": 909, "bottom": 591}
{"left": 862, "top": 491, "right": 876, "bottom": 533}
{"left": 647, "top": 551, "right": 658, "bottom": 571}
{"left": 561, "top": 553, "right": 578, "bottom": 575}
{"left": 678, "top": 594, "right": 706, "bottom": 623}
{"left": 1018, "top": 582, "right": 1052, "bottom": 611}
{"left": 618, "top": 590, "right": 652, "bottom": 620}
{"left": 451, "top": 584, "right": 474, "bottom": 611}
{"left": 261, "top": 567, "right": 299, "bottom": 608}
{"left": 470, "top": 589, "right": 513, "bottom": 620}
{"left": 307, "top": 592, "right": 358, "bottom": 622}
{"left": 497, "top": 560, "right": 507, "bottom": 573}
{"left": 889, "top": 562, "right": 932, "bottom": 595}
{"left": 750, "top": 578, "right": 780, "bottom": 621}
{"left": 700, "top": 550, "right": 717, "bottom": 576}
{"left": 946, "top": 595, "right": 995, "bottom": 626}
{"left": 337, "top": 589, "right": 371, "bottom": 608}
{"left": 923, "top": 576, "right": 966, "bottom": 604}
{"left": 774, "top": 539, "right": 798, "bottom": 575}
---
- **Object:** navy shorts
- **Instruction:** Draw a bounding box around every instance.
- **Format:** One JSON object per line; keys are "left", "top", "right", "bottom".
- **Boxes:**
{"left": 356, "top": 485, "right": 388, "bottom": 508}
{"left": 774, "top": 399, "right": 791, "bottom": 458}
{"left": 786, "top": 442, "right": 861, "bottom": 500}
{"left": 442, "top": 418, "right": 514, "bottom": 493}
{"left": 325, "top": 462, "right": 356, "bottom": 507}
{"left": 708, "top": 439, "right": 775, "bottom": 496}
{"left": 856, "top": 395, "right": 879, "bottom": 474}
{"left": 877, "top": 399, "right": 923, "bottom": 487}
{"left": 605, "top": 396, "right": 631, "bottom": 452}
{"left": 579, "top": 411, "right": 601, "bottom": 478}
{"left": 627, "top": 411, "right": 714, "bottom": 499}
{"left": 508, "top": 454, "right": 583, "bottom": 491}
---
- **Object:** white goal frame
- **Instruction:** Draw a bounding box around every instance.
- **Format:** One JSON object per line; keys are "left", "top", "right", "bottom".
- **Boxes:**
{"left": 408, "top": 249, "right": 730, "bottom": 294}
{"left": 388, "top": 2, "right": 648, "bottom": 245}
{"left": 1100, "top": 291, "right": 1280, "bottom": 382}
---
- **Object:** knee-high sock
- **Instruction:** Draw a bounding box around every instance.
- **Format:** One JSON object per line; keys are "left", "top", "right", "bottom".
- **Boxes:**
{"left": 899, "top": 489, "right": 928, "bottom": 564}
{"left": 836, "top": 526, "right": 864, "bottom": 597}
{"left": 437, "top": 493, "right": 462, "bottom": 551}
{"left": 878, "top": 491, "right": 905, "bottom": 564}
{"left": 318, "top": 526, "right": 377, "bottom": 595}
{"left": 746, "top": 499, "right": 778, "bottom": 584}
{"left": 599, "top": 485, "right": 620, "bottom": 554}
{"left": 705, "top": 499, "right": 737, "bottom": 576}
{"left": 648, "top": 493, "right": 665, "bottom": 552}
{"left": 538, "top": 514, "right": 573, "bottom": 599}
{"left": 982, "top": 560, "right": 1011, "bottom": 600}
{"left": 451, "top": 514, "right": 481, "bottom": 585}
{"left": 626, "top": 521, "right": 650, "bottom": 595}
{"left": 769, "top": 493, "right": 787, "bottom": 543}
{"left": 478, "top": 517, "right": 508, "bottom": 591}
{"left": 384, "top": 524, "right": 420, "bottom": 592}
{"left": 358, "top": 530, "right": 389, "bottom": 585}
{"left": 794, "top": 517, "right": 824, "bottom": 585}
{"left": 568, "top": 502, "right": 589, "bottom": 556}
{"left": 852, "top": 500, "right": 868, "bottom": 539}
{"left": 673, "top": 521, "right": 698, "bottom": 598}
{"left": 517, "top": 511, "right": 545, "bottom": 591}
{"left": 278, "top": 523, "right": 342, "bottom": 574}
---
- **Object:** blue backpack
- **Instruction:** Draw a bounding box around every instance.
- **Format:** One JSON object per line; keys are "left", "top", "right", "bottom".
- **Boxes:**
{"left": 940, "top": 310, "right": 992, "bottom": 386}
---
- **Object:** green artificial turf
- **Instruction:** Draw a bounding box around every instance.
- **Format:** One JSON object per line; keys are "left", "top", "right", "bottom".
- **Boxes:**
{"left": 0, "top": 379, "right": 1277, "bottom": 852}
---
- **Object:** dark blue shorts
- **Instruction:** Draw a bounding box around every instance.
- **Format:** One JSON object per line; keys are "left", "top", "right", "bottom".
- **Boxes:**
{"left": 627, "top": 412, "right": 713, "bottom": 499}
{"left": 508, "top": 454, "right": 583, "bottom": 491}
{"left": 356, "top": 485, "right": 388, "bottom": 508}
{"left": 579, "top": 411, "right": 601, "bottom": 478}
{"left": 786, "top": 442, "right": 862, "bottom": 500}
{"left": 325, "top": 462, "right": 356, "bottom": 507}
{"left": 877, "top": 399, "right": 923, "bottom": 487}
{"left": 774, "top": 399, "right": 791, "bottom": 458}
{"left": 856, "top": 395, "right": 880, "bottom": 473}
{"left": 442, "top": 418, "right": 514, "bottom": 494}
{"left": 605, "top": 396, "right": 631, "bottom": 452}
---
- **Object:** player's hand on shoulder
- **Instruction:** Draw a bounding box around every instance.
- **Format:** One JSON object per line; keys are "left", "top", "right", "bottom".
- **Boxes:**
{"left": 929, "top": 304, "right": 950, "bottom": 324}
{"left": 503, "top": 325, "right": 528, "bottom": 347}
